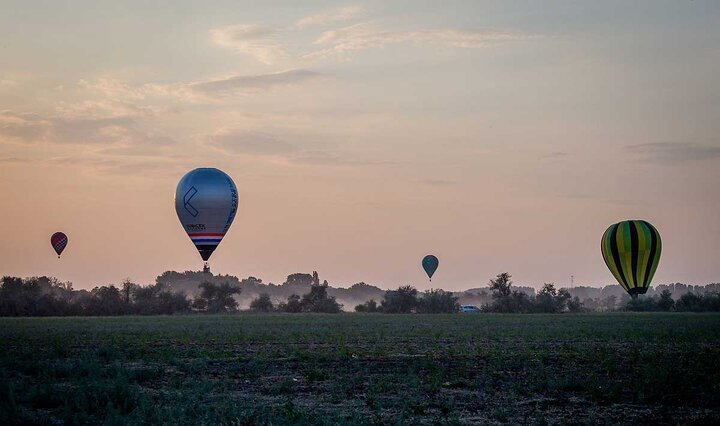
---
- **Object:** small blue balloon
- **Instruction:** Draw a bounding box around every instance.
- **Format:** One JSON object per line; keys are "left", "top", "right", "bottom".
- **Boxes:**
{"left": 422, "top": 255, "right": 439, "bottom": 280}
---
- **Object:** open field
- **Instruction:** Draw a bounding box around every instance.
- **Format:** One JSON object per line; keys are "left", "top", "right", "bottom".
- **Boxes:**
{"left": 1, "top": 313, "right": 719, "bottom": 425}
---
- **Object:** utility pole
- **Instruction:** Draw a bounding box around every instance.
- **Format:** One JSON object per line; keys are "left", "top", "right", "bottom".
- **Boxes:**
{"left": 571, "top": 275, "right": 574, "bottom": 288}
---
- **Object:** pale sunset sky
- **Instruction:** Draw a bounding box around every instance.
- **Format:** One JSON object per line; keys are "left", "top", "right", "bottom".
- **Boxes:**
{"left": 1, "top": 1, "right": 719, "bottom": 290}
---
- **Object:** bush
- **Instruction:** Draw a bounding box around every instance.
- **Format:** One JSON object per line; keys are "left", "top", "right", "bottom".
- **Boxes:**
{"left": 197, "top": 282, "right": 241, "bottom": 313}
{"left": 250, "top": 293, "right": 274, "bottom": 312}
{"left": 278, "top": 294, "right": 303, "bottom": 313}
{"left": 533, "top": 284, "right": 571, "bottom": 313}
{"left": 300, "top": 284, "right": 342, "bottom": 313}
{"left": 380, "top": 286, "right": 418, "bottom": 313}
{"left": 566, "top": 296, "right": 586, "bottom": 313}
{"left": 675, "top": 292, "right": 720, "bottom": 312}
{"left": 355, "top": 299, "right": 379, "bottom": 313}
{"left": 487, "top": 273, "right": 517, "bottom": 313}
{"left": 416, "top": 289, "right": 459, "bottom": 313}
{"left": 657, "top": 289, "right": 675, "bottom": 311}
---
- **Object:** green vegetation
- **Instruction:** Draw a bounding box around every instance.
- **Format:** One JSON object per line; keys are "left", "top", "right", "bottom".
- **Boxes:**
{"left": 1, "top": 313, "right": 719, "bottom": 424}
{"left": 4, "top": 274, "right": 720, "bottom": 317}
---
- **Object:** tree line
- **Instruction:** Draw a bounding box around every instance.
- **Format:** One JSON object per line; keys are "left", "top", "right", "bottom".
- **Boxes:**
{"left": 0, "top": 275, "right": 347, "bottom": 316}
{"left": 0, "top": 276, "right": 240, "bottom": 316}
{"left": 2, "top": 272, "right": 720, "bottom": 316}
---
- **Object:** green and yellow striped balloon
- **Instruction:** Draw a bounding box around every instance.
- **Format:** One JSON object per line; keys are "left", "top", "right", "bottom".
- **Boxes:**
{"left": 601, "top": 220, "right": 662, "bottom": 296}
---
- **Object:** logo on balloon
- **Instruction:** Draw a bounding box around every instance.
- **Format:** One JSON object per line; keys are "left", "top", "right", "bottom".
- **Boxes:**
{"left": 183, "top": 187, "right": 199, "bottom": 217}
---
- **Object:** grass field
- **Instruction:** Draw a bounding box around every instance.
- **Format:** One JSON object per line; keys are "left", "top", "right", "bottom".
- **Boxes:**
{"left": 1, "top": 313, "right": 719, "bottom": 425}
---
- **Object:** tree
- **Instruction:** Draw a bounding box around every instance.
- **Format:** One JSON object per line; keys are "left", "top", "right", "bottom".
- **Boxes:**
{"left": 626, "top": 295, "right": 660, "bottom": 312}
{"left": 155, "top": 291, "right": 190, "bottom": 314}
{"left": 509, "top": 290, "right": 533, "bottom": 313}
{"left": 602, "top": 295, "right": 618, "bottom": 312}
{"left": 301, "top": 283, "right": 342, "bottom": 313}
{"left": 489, "top": 273, "right": 513, "bottom": 298}
{"left": 132, "top": 283, "right": 163, "bottom": 315}
{"left": 121, "top": 279, "right": 137, "bottom": 305}
{"left": 198, "top": 282, "right": 241, "bottom": 313}
{"left": 278, "top": 294, "right": 303, "bottom": 313}
{"left": 285, "top": 273, "right": 314, "bottom": 287}
{"left": 191, "top": 296, "right": 208, "bottom": 312}
{"left": 88, "top": 285, "right": 125, "bottom": 316}
{"left": 567, "top": 296, "right": 585, "bottom": 313}
{"left": 657, "top": 289, "right": 675, "bottom": 311}
{"left": 535, "top": 283, "right": 559, "bottom": 313}
{"left": 355, "top": 299, "right": 379, "bottom": 313}
{"left": 488, "top": 273, "right": 525, "bottom": 313}
{"left": 250, "top": 293, "right": 274, "bottom": 312}
{"left": 417, "top": 289, "right": 460, "bottom": 313}
{"left": 380, "top": 285, "right": 418, "bottom": 313}
{"left": 675, "top": 292, "right": 704, "bottom": 312}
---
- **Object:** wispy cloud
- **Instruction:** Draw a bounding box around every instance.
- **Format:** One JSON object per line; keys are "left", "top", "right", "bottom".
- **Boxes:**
{"left": 70, "top": 69, "right": 323, "bottom": 108}
{"left": 539, "top": 151, "right": 569, "bottom": 160}
{"left": 211, "top": 24, "right": 284, "bottom": 63}
{"left": 0, "top": 111, "right": 50, "bottom": 140}
{"left": 422, "top": 179, "right": 457, "bottom": 186}
{"left": 625, "top": 142, "right": 720, "bottom": 163}
{"left": 210, "top": 129, "right": 297, "bottom": 156}
{"left": 305, "top": 24, "right": 531, "bottom": 59}
{"left": 291, "top": 150, "right": 396, "bottom": 167}
{"left": 212, "top": 6, "right": 533, "bottom": 63}
{"left": 0, "top": 110, "right": 172, "bottom": 150}
{"left": 0, "top": 156, "right": 29, "bottom": 164}
{"left": 51, "top": 154, "right": 188, "bottom": 177}
{"left": 207, "top": 128, "right": 395, "bottom": 168}
{"left": 291, "top": 5, "right": 364, "bottom": 29}
{"left": 0, "top": 79, "right": 18, "bottom": 88}
{"left": 191, "top": 69, "right": 323, "bottom": 95}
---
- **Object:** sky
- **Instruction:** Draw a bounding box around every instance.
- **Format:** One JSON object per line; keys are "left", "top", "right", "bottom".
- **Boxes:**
{"left": 1, "top": 0, "right": 719, "bottom": 291}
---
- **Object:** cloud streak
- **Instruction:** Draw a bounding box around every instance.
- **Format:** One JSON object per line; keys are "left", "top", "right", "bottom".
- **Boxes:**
{"left": 625, "top": 142, "right": 720, "bottom": 164}
{"left": 210, "top": 129, "right": 297, "bottom": 156}
{"left": 211, "top": 24, "right": 284, "bottom": 63}
{"left": 305, "top": 24, "right": 532, "bottom": 59}
{"left": 211, "top": 7, "right": 534, "bottom": 63}
{"left": 0, "top": 110, "right": 173, "bottom": 151}
{"left": 291, "top": 5, "right": 364, "bottom": 29}
{"left": 191, "top": 69, "right": 323, "bottom": 95}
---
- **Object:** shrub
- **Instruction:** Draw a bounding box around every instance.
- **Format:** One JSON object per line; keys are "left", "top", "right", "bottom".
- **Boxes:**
{"left": 300, "top": 284, "right": 342, "bottom": 313}
{"left": 416, "top": 289, "right": 459, "bottom": 313}
{"left": 278, "top": 294, "right": 303, "bottom": 313}
{"left": 197, "top": 282, "right": 241, "bottom": 313}
{"left": 355, "top": 299, "right": 379, "bottom": 313}
{"left": 250, "top": 293, "right": 274, "bottom": 312}
{"left": 380, "top": 286, "right": 418, "bottom": 313}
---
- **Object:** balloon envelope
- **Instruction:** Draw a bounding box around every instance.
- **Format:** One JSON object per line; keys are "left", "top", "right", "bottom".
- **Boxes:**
{"left": 175, "top": 168, "right": 238, "bottom": 261}
{"left": 601, "top": 220, "right": 661, "bottom": 296}
{"left": 51, "top": 232, "right": 68, "bottom": 257}
{"left": 422, "top": 255, "right": 439, "bottom": 280}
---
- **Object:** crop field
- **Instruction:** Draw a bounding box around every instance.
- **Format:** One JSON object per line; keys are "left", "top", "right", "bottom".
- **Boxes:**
{"left": 1, "top": 313, "right": 719, "bottom": 425}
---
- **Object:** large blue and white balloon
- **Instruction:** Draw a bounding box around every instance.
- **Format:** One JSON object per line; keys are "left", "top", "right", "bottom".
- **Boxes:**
{"left": 175, "top": 168, "right": 238, "bottom": 264}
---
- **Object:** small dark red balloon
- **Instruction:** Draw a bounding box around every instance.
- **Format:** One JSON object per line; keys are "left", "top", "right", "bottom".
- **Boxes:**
{"left": 51, "top": 232, "right": 68, "bottom": 257}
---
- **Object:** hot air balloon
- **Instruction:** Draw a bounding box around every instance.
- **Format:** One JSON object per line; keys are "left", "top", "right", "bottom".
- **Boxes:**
{"left": 422, "top": 255, "right": 439, "bottom": 281}
{"left": 51, "top": 232, "right": 68, "bottom": 258}
{"left": 601, "top": 220, "right": 661, "bottom": 298}
{"left": 175, "top": 168, "right": 238, "bottom": 273}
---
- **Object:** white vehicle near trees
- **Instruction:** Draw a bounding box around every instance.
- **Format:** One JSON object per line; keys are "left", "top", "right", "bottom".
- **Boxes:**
{"left": 461, "top": 305, "right": 481, "bottom": 313}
